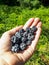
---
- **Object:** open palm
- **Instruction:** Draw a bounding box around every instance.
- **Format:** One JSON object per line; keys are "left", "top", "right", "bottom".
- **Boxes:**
{"left": 0, "top": 18, "right": 42, "bottom": 65}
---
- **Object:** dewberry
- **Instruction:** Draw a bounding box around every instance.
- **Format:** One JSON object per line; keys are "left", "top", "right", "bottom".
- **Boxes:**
{"left": 20, "top": 43, "right": 26, "bottom": 51}
{"left": 11, "top": 44, "right": 19, "bottom": 52}
{"left": 31, "top": 26, "right": 37, "bottom": 33}
{"left": 28, "top": 33, "right": 32, "bottom": 36}
{"left": 11, "top": 35, "right": 16, "bottom": 46}
{"left": 21, "top": 37, "right": 28, "bottom": 43}
{"left": 15, "top": 32, "right": 21, "bottom": 39}
{"left": 23, "top": 32, "right": 28, "bottom": 38}
{"left": 28, "top": 35, "right": 35, "bottom": 41}
{"left": 15, "top": 37, "right": 22, "bottom": 44}
{"left": 19, "top": 29, "right": 25, "bottom": 33}
{"left": 26, "top": 27, "right": 31, "bottom": 33}
{"left": 26, "top": 40, "right": 32, "bottom": 45}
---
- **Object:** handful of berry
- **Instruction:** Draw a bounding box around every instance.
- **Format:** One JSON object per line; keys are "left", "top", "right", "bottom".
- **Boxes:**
{"left": 11, "top": 26, "right": 37, "bottom": 52}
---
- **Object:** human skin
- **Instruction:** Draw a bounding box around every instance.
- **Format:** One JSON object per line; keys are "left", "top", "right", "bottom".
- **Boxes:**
{"left": 0, "top": 18, "right": 42, "bottom": 65}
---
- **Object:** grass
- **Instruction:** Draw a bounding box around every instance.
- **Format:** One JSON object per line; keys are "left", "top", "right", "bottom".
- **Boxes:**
{"left": 0, "top": 5, "right": 49, "bottom": 65}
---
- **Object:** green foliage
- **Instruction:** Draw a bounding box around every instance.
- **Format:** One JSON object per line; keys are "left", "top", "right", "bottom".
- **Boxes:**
{"left": 17, "top": 0, "right": 40, "bottom": 9}
{"left": 0, "top": 0, "right": 49, "bottom": 8}
{"left": 40, "top": 0, "right": 49, "bottom": 6}
{"left": 0, "top": 4, "right": 49, "bottom": 65}
{"left": 0, "top": 0, "right": 40, "bottom": 8}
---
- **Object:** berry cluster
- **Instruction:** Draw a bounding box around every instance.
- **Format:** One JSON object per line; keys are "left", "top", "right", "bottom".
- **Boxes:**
{"left": 11, "top": 26, "right": 37, "bottom": 52}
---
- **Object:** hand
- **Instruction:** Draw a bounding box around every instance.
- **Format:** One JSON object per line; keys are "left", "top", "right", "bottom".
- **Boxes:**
{"left": 0, "top": 18, "right": 42, "bottom": 65}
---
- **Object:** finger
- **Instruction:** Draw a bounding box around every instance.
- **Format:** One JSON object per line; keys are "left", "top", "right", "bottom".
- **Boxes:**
{"left": 27, "top": 22, "right": 42, "bottom": 56}
{"left": 36, "top": 21, "right": 42, "bottom": 28}
{"left": 30, "top": 21, "right": 42, "bottom": 49}
{"left": 29, "top": 22, "right": 42, "bottom": 50}
{"left": 30, "top": 18, "right": 40, "bottom": 28}
{"left": 21, "top": 27, "right": 41, "bottom": 62}
{"left": 23, "top": 18, "right": 34, "bottom": 30}
{"left": 31, "top": 27, "right": 41, "bottom": 51}
{"left": 8, "top": 25, "right": 23, "bottom": 36}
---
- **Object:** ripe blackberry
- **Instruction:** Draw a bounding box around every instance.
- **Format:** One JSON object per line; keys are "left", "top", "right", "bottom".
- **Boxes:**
{"left": 19, "top": 29, "right": 25, "bottom": 37}
{"left": 11, "top": 35, "right": 16, "bottom": 46}
{"left": 26, "top": 27, "right": 31, "bottom": 33}
{"left": 11, "top": 44, "right": 19, "bottom": 52}
{"left": 28, "top": 33, "right": 32, "bottom": 36}
{"left": 20, "top": 43, "right": 26, "bottom": 51}
{"left": 31, "top": 26, "right": 37, "bottom": 33}
{"left": 26, "top": 40, "right": 32, "bottom": 45}
{"left": 23, "top": 32, "right": 28, "bottom": 38}
{"left": 21, "top": 37, "right": 28, "bottom": 43}
{"left": 15, "top": 37, "right": 22, "bottom": 44}
{"left": 15, "top": 32, "right": 21, "bottom": 39}
{"left": 19, "top": 29, "right": 25, "bottom": 33}
{"left": 28, "top": 35, "right": 35, "bottom": 41}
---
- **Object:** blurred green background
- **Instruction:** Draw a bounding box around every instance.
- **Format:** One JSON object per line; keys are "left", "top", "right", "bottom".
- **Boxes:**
{"left": 0, "top": 0, "right": 49, "bottom": 65}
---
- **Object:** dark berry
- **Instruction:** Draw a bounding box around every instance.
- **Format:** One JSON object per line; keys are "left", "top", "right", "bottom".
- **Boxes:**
{"left": 11, "top": 44, "right": 19, "bottom": 52}
{"left": 19, "top": 32, "right": 24, "bottom": 37}
{"left": 23, "top": 32, "right": 28, "bottom": 38}
{"left": 19, "top": 29, "right": 25, "bottom": 33}
{"left": 15, "top": 32, "right": 21, "bottom": 39}
{"left": 21, "top": 37, "right": 28, "bottom": 43}
{"left": 20, "top": 43, "right": 26, "bottom": 51}
{"left": 19, "top": 29, "right": 25, "bottom": 37}
{"left": 28, "top": 35, "right": 35, "bottom": 41}
{"left": 26, "top": 27, "right": 31, "bottom": 33}
{"left": 31, "top": 26, "right": 37, "bottom": 33}
{"left": 11, "top": 35, "right": 16, "bottom": 45}
{"left": 28, "top": 33, "right": 32, "bottom": 36}
{"left": 26, "top": 40, "right": 32, "bottom": 45}
{"left": 11, "top": 46, "right": 15, "bottom": 52}
{"left": 15, "top": 37, "right": 22, "bottom": 44}
{"left": 15, "top": 32, "right": 22, "bottom": 44}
